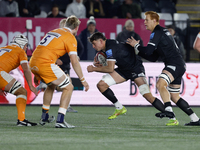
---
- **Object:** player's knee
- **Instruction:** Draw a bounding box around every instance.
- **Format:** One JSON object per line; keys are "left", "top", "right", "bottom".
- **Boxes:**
{"left": 14, "top": 87, "right": 27, "bottom": 96}
{"left": 156, "top": 81, "right": 166, "bottom": 91}
{"left": 9, "top": 80, "right": 25, "bottom": 95}
{"left": 62, "top": 83, "right": 73, "bottom": 92}
{"left": 101, "top": 74, "right": 116, "bottom": 86}
{"left": 97, "top": 80, "right": 107, "bottom": 89}
{"left": 158, "top": 73, "right": 170, "bottom": 89}
{"left": 57, "top": 76, "right": 71, "bottom": 89}
{"left": 138, "top": 84, "right": 150, "bottom": 96}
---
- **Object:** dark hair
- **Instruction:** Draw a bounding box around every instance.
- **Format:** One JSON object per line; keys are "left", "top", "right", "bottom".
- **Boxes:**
{"left": 166, "top": 24, "right": 175, "bottom": 30}
{"left": 88, "top": 32, "right": 106, "bottom": 43}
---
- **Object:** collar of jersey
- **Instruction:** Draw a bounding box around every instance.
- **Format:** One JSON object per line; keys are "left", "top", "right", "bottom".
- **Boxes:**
{"left": 64, "top": 27, "right": 72, "bottom": 33}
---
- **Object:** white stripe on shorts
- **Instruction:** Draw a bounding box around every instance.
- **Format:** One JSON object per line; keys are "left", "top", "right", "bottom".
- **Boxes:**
{"left": 1, "top": 71, "right": 13, "bottom": 83}
{"left": 50, "top": 64, "right": 65, "bottom": 79}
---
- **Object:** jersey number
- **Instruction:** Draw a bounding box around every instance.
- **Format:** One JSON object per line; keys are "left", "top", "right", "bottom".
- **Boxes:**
{"left": 39, "top": 32, "right": 61, "bottom": 46}
{"left": 0, "top": 49, "right": 12, "bottom": 56}
{"left": 39, "top": 35, "right": 54, "bottom": 46}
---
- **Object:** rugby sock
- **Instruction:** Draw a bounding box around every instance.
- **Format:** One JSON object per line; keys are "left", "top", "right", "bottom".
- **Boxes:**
{"left": 164, "top": 102, "right": 173, "bottom": 112}
{"left": 114, "top": 101, "right": 123, "bottom": 110}
{"left": 16, "top": 95, "right": 27, "bottom": 121}
{"left": 57, "top": 107, "right": 66, "bottom": 123}
{"left": 164, "top": 102, "right": 176, "bottom": 120}
{"left": 176, "top": 98, "right": 199, "bottom": 122}
{"left": 102, "top": 88, "right": 118, "bottom": 104}
{"left": 56, "top": 113, "right": 64, "bottom": 123}
{"left": 152, "top": 98, "right": 165, "bottom": 112}
{"left": 41, "top": 104, "right": 50, "bottom": 120}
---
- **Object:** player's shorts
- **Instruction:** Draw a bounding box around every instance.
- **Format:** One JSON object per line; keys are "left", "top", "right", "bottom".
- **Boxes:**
{"left": 0, "top": 69, "right": 14, "bottom": 90}
{"left": 30, "top": 62, "right": 65, "bottom": 84}
{"left": 163, "top": 64, "right": 186, "bottom": 85}
{"left": 115, "top": 60, "right": 145, "bottom": 81}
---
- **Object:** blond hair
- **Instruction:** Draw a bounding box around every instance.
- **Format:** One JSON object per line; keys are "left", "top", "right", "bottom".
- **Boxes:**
{"left": 59, "top": 18, "right": 67, "bottom": 28}
{"left": 65, "top": 15, "right": 81, "bottom": 30}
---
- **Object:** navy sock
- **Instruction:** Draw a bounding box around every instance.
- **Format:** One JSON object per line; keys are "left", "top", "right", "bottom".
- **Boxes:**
{"left": 41, "top": 109, "right": 49, "bottom": 121}
{"left": 56, "top": 113, "right": 64, "bottom": 123}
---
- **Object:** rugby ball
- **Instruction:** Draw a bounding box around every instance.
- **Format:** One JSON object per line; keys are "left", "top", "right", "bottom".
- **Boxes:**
{"left": 95, "top": 51, "right": 107, "bottom": 66}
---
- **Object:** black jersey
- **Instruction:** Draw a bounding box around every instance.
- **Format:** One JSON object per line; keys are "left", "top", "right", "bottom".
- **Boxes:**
{"left": 138, "top": 25, "right": 185, "bottom": 66}
{"left": 104, "top": 39, "right": 142, "bottom": 71}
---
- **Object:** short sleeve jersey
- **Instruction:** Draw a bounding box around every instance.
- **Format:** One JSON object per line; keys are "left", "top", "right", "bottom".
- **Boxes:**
{"left": 149, "top": 25, "right": 185, "bottom": 66}
{"left": 105, "top": 40, "right": 140, "bottom": 71}
{"left": 31, "top": 27, "right": 77, "bottom": 63}
{"left": 0, "top": 44, "right": 28, "bottom": 73}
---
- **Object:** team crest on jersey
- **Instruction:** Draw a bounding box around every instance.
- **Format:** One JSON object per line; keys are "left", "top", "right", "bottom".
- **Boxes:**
{"left": 106, "top": 49, "right": 112, "bottom": 58}
{"left": 150, "top": 33, "right": 155, "bottom": 39}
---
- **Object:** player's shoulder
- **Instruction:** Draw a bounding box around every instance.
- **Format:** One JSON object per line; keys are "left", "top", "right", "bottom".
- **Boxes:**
{"left": 106, "top": 39, "right": 119, "bottom": 47}
{"left": 6, "top": 44, "right": 24, "bottom": 52}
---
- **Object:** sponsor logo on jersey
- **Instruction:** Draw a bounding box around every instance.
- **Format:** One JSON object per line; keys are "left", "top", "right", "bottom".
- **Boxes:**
{"left": 150, "top": 32, "right": 155, "bottom": 40}
{"left": 106, "top": 49, "right": 112, "bottom": 58}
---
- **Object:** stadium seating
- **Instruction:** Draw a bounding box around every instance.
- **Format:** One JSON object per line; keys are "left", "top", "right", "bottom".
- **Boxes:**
{"left": 173, "top": 13, "right": 189, "bottom": 30}
{"left": 158, "top": 0, "right": 176, "bottom": 15}
{"left": 34, "top": 11, "right": 47, "bottom": 18}
{"left": 37, "top": 0, "right": 70, "bottom": 14}
{"left": 141, "top": 0, "right": 160, "bottom": 12}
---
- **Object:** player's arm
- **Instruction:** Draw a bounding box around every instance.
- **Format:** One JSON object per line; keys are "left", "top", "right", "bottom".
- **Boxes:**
{"left": 127, "top": 36, "right": 155, "bottom": 55}
{"left": 138, "top": 50, "right": 159, "bottom": 62}
{"left": 87, "top": 60, "right": 115, "bottom": 73}
{"left": 193, "top": 33, "right": 200, "bottom": 53}
{"left": 70, "top": 54, "right": 89, "bottom": 91}
{"left": 21, "top": 62, "right": 38, "bottom": 95}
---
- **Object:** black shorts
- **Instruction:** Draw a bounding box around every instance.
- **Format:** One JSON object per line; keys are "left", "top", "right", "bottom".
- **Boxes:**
{"left": 163, "top": 64, "right": 186, "bottom": 84}
{"left": 115, "top": 61, "right": 145, "bottom": 81}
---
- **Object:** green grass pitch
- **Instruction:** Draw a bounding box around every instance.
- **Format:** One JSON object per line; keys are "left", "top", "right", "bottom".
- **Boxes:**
{"left": 0, "top": 105, "right": 200, "bottom": 150}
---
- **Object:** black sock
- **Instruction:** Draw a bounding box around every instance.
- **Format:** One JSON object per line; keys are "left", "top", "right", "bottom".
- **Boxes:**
{"left": 176, "top": 98, "right": 194, "bottom": 116}
{"left": 152, "top": 98, "right": 165, "bottom": 112}
{"left": 102, "top": 88, "right": 118, "bottom": 104}
{"left": 164, "top": 102, "right": 172, "bottom": 108}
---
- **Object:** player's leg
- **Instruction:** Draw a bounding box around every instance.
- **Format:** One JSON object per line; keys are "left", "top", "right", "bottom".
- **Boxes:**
{"left": 155, "top": 70, "right": 177, "bottom": 119}
{"left": 52, "top": 74, "right": 75, "bottom": 128}
{"left": 169, "top": 84, "right": 200, "bottom": 126}
{"left": 39, "top": 83, "right": 56, "bottom": 125}
{"left": 54, "top": 74, "right": 77, "bottom": 113}
{"left": 97, "top": 70, "right": 127, "bottom": 119}
{"left": 1, "top": 71, "right": 37, "bottom": 126}
{"left": 133, "top": 77, "right": 165, "bottom": 113}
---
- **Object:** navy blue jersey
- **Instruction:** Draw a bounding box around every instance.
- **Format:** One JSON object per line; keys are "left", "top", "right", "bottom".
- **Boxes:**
{"left": 104, "top": 39, "right": 142, "bottom": 71}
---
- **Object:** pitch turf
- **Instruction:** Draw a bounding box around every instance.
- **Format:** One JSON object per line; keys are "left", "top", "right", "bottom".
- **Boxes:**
{"left": 0, "top": 106, "right": 200, "bottom": 150}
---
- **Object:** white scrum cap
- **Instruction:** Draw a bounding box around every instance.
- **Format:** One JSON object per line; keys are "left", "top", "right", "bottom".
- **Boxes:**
{"left": 11, "top": 34, "right": 28, "bottom": 49}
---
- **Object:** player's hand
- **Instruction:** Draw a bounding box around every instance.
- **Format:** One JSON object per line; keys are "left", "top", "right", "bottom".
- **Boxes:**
{"left": 56, "top": 59, "right": 63, "bottom": 66}
{"left": 34, "top": 76, "right": 39, "bottom": 86}
{"left": 126, "top": 36, "right": 140, "bottom": 47}
{"left": 93, "top": 56, "right": 102, "bottom": 67}
{"left": 82, "top": 81, "right": 89, "bottom": 92}
{"left": 87, "top": 65, "right": 94, "bottom": 72}
{"left": 93, "top": 61, "right": 102, "bottom": 67}
{"left": 30, "top": 85, "right": 38, "bottom": 96}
